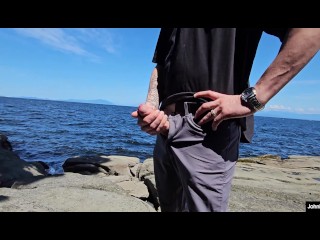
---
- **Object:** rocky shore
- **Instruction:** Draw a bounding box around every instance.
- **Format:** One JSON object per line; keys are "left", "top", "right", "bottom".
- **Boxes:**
{"left": 230, "top": 155, "right": 320, "bottom": 211}
{"left": 1, "top": 134, "right": 319, "bottom": 212}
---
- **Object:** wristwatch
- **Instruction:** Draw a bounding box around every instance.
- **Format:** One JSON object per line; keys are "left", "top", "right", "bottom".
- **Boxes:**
{"left": 241, "top": 87, "right": 265, "bottom": 111}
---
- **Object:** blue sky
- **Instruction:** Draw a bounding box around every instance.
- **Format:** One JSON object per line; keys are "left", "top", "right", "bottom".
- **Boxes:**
{"left": 0, "top": 28, "right": 319, "bottom": 118}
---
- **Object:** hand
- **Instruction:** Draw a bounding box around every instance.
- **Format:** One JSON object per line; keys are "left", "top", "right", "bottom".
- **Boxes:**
{"left": 194, "top": 90, "right": 254, "bottom": 131}
{"left": 131, "top": 102, "right": 169, "bottom": 136}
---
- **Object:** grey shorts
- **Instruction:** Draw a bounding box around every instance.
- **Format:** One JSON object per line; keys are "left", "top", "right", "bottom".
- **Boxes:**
{"left": 153, "top": 112, "right": 241, "bottom": 212}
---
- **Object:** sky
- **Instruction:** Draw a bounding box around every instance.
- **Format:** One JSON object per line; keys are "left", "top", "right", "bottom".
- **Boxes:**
{"left": 0, "top": 28, "right": 319, "bottom": 119}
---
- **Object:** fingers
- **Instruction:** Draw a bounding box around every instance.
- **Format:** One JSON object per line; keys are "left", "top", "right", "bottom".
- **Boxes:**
{"left": 141, "top": 110, "right": 163, "bottom": 129}
{"left": 132, "top": 102, "right": 155, "bottom": 119}
{"left": 138, "top": 110, "right": 160, "bottom": 127}
{"left": 194, "top": 90, "right": 221, "bottom": 100}
{"left": 137, "top": 103, "right": 156, "bottom": 117}
{"left": 194, "top": 100, "right": 220, "bottom": 120}
{"left": 134, "top": 102, "right": 170, "bottom": 136}
{"left": 196, "top": 109, "right": 216, "bottom": 125}
{"left": 157, "top": 114, "right": 169, "bottom": 135}
{"left": 150, "top": 111, "right": 165, "bottom": 129}
{"left": 141, "top": 110, "right": 169, "bottom": 135}
{"left": 196, "top": 108, "right": 223, "bottom": 131}
{"left": 211, "top": 112, "right": 223, "bottom": 131}
{"left": 192, "top": 97, "right": 223, "bottom": 131}
{"left": 146, "top": 118, "right": 169, "bottom": 136}
{"left": 196, "top": 111, "right": 211, "bottom": 125}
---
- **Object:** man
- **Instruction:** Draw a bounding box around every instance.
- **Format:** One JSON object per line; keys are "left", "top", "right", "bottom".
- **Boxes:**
{"left": 131, "top": 28, "right": 320, "bottom": 212}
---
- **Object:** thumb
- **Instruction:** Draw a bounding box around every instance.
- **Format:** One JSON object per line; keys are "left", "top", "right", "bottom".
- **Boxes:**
{"left": 138, "top": 103, "right": 155, "bottom": 117}
{"left": 131, "top": 110, "right": 139, "bottom": 118}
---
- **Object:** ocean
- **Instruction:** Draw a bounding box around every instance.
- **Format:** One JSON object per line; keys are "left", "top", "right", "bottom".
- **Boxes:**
{"left": 1, "top": 96, "right": 320, "bottom": 173}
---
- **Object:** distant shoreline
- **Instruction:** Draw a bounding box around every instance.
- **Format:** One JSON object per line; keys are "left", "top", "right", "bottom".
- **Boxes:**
{"left": 1, "top": 95, "right": 320, "bottom": 121}
{"left": 0, "top": 95, "right": 114, "bottom": 106}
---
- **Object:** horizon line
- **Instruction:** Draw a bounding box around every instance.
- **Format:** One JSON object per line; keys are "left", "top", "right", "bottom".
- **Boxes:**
{"left": 1, "top": 95, "right": 320, "bottom": 121}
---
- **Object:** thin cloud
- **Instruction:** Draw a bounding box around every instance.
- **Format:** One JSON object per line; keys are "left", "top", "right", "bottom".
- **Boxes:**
{"left": 267, "top": 105, "right": 292, "bottom": 111}
{"left": 13, "top": 28, "right": 120, "bottom": 61}
{"left": 14, "top": 28, "right": 90, "bottom": 56}
{"left": 72, "top": 28, "right": 120, "bottom": 54}
{"left": 266, "top": 105, "right": 320, "bottom": 114}
{"left": 293, "top": 107, "right": 320, "bottom": 114}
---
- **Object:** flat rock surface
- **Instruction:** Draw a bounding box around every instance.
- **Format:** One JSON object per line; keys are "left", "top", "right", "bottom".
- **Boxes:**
{"left": 1, "top": 154, "right": 319, "bottom": 212}
{"left": 0, "top": 173, "right": 155, "bottom": 212}
{"left": 229, "top": 155, "right": 320, "bottom": 212}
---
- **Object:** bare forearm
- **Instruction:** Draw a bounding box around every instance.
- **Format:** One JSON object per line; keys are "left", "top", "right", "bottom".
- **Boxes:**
{"left": 255, "top": 28, "right": 320, "bottom": 105}
{"left": 145, "top": 65, "right": 161, "bottom": 108}
{"left": 136, "top": 65, "right": 168, "bottom": 136}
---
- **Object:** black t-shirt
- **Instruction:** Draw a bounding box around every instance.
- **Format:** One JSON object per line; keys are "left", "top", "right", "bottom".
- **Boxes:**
{"left": 152, "top": 28, "right": 288, "bottom": 143}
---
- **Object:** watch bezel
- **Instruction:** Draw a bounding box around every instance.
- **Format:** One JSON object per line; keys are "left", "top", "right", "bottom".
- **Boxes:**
{"left": 241, "top": 87, "right": 265, "bottom": 111}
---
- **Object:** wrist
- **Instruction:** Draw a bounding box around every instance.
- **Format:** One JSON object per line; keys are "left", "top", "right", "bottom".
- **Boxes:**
{"left": 253, "top": 85, "right": 268, "bottom": 106}
{"left": 240, "top": 87, "right": 265, "bottom": 111}
{"left": 145, "top": 101, "right": 158, "bottom": 110}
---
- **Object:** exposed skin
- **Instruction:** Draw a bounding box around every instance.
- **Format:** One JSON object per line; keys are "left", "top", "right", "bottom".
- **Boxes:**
{"left": 145, "top": 66, "right": 160, "bottom": 109}
{"left": 131, "top": 66, "right": 169, "bottom": 136}
{"left": 132, "top": 28, "right": 320, "bottom": 134}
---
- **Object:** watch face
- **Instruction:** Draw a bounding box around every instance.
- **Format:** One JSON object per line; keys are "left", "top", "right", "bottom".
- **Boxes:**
{"left": 242, "top": 88, "right": 254, "bottom": 101}
{"left": 241, "top": 87, "right": 264, "bottom": 111}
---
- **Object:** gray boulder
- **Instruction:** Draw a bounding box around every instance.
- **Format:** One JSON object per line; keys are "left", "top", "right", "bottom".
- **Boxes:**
{"left": 138, "top": 158, "right": 154, "bottom": 180}
{"left": 0, "top": 149, "right": 46, "bottom": 187}
{"left": 0, "top": 133, "right": 12, "bottom": 151}
{"left": 63, "top": 155, "right": 140, "bottom": 177}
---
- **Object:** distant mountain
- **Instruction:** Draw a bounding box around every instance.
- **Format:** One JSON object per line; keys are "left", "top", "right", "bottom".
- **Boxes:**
{"left": 256, "top": 111, "right": 320, "bottom": 121}
{"left": 13, "top": 96, "right": 113, "bottom": 106}
{"left": 64, "top": 99, "right": 113, "bottom": 105}
{"left": 19, "top": 96, "right": 51, "bottom": 101}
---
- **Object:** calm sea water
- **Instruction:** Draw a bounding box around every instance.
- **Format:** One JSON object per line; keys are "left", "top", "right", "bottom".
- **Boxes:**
{"left": 1, "top": 97, "right": 320, "bottom": 173}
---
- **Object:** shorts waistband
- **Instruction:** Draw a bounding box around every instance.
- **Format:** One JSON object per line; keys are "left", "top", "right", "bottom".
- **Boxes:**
{"left": 160, "top": 92, "right": 210, "bottom": 116}
{"left": 163, "top": 101, "right": 203, "bottom": 116}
